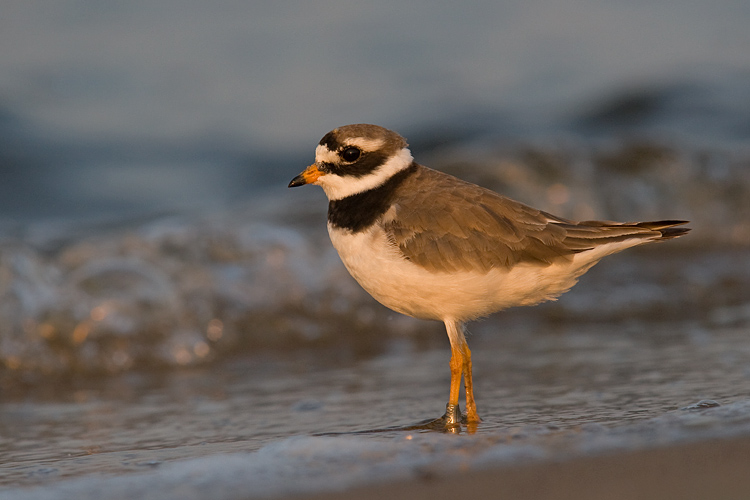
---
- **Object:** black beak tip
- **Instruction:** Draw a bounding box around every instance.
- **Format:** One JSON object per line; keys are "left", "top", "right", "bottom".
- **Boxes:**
{"left": 288, "top": 175, "right": 305, "bottom": 188}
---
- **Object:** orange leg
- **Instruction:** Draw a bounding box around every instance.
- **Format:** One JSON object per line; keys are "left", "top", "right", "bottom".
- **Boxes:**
{"left": 461, "top": 344, "right": 480, "bottom": 423}
{"left": 448, "top": 344, "right": 463, "bottom": 407}
{"left": 444, "top": 344, "right": 463, "bottom": 425}
{"left": 445, "top": 320, "right": 481, "bottom": 424}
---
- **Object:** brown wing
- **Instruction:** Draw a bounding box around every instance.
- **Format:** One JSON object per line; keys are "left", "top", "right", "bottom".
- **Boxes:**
{"left": 383, "top": 166, "right": 688, "bottom": 274}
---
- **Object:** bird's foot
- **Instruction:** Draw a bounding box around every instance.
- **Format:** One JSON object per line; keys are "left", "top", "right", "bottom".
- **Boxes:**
{"left": 401, "top": 403, "right": 479, "bottom": 433}
{"left": 406, "top": 403, "right": 464, "bottom": 432}
{"left": 442, "top": 403, "right": 463, "bottom": 426}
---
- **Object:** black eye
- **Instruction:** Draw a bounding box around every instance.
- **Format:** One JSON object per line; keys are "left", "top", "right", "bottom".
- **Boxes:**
{"left": 340, "top": 147, "right": 361, "bottom": 162}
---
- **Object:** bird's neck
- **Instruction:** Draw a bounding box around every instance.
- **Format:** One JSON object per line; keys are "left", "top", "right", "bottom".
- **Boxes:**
{"left": 327, "top": 162, "right": 418, "bottom": 233}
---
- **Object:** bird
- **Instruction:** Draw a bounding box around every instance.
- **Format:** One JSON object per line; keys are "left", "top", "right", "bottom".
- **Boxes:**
{"left": 288, "top": 123, "right": 690, "bottom": 426}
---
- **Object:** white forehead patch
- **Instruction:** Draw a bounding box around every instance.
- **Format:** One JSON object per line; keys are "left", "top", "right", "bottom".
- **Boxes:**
{"left": 315, "top": 144, "right": 338, "bottom": 164}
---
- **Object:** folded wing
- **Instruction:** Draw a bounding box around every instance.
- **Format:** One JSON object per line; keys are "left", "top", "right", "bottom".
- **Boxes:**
{"left": 384, "top": 166, "right": 689, "bottom": 274}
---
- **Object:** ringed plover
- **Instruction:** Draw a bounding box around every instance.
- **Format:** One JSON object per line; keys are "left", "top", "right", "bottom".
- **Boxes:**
{"left": 289, "top": 124, "right": 690, "bottom": 426}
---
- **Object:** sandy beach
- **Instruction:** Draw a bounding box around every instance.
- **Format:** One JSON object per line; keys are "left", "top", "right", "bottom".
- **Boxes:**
{"left": 297, "top": 435, "right": 750, "bottom": 500}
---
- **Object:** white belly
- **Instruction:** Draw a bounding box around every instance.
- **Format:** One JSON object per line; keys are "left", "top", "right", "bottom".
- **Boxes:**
{"left": 327, "top": 224, "right": 612, "bottom": 322}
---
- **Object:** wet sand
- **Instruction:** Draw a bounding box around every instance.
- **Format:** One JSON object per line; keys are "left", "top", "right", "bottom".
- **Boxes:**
{"left": 297, "top": 435, "right": 750, "bottom": 500}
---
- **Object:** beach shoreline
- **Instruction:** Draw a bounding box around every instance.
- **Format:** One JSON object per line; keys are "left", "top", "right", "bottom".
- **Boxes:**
{"left": 293, "top": 434, "right": 750, "bottom": 500}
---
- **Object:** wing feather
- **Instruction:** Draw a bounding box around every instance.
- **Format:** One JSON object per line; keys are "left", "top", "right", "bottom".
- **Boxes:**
{"left": 382, "top": 166, "right": 687, "bottom": 274}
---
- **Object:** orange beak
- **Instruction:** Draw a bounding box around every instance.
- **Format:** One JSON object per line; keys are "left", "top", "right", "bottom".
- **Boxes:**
{"left": 288, "top": 164, "right": 323, "bottom": 188}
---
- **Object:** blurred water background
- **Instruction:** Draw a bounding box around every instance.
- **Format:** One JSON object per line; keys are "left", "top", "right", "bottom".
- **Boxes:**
{"left": 1, "top": 1, "right": 750, "bottom": 498}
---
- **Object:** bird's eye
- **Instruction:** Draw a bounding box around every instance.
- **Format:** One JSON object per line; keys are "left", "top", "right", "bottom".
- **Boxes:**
{"left": 340, "top": 147, "right": 361, "bottom": 162}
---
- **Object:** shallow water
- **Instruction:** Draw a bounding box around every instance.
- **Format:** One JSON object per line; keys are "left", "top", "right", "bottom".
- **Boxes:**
{"left": 2, "top": 309, "right": 749, "bottom": 494}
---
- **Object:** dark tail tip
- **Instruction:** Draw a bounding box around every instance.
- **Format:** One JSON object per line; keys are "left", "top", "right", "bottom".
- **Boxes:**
{"left": 659, "top": 227, "right": 691, "bottom": 239}
{"left": 634, "top": 220, "right": 691, "bottom": 240}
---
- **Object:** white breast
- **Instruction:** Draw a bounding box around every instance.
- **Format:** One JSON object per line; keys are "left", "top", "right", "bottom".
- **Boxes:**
{"left": 327, "top": 223, "right": 617, "bottom": 322}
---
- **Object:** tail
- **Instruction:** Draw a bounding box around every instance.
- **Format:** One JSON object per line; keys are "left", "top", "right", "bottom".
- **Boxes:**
{"left": 629, "top": 220, "right": 691, "bottom": 240}
{"left": 558, "top": 219, "right": 691, "bottom": 252}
